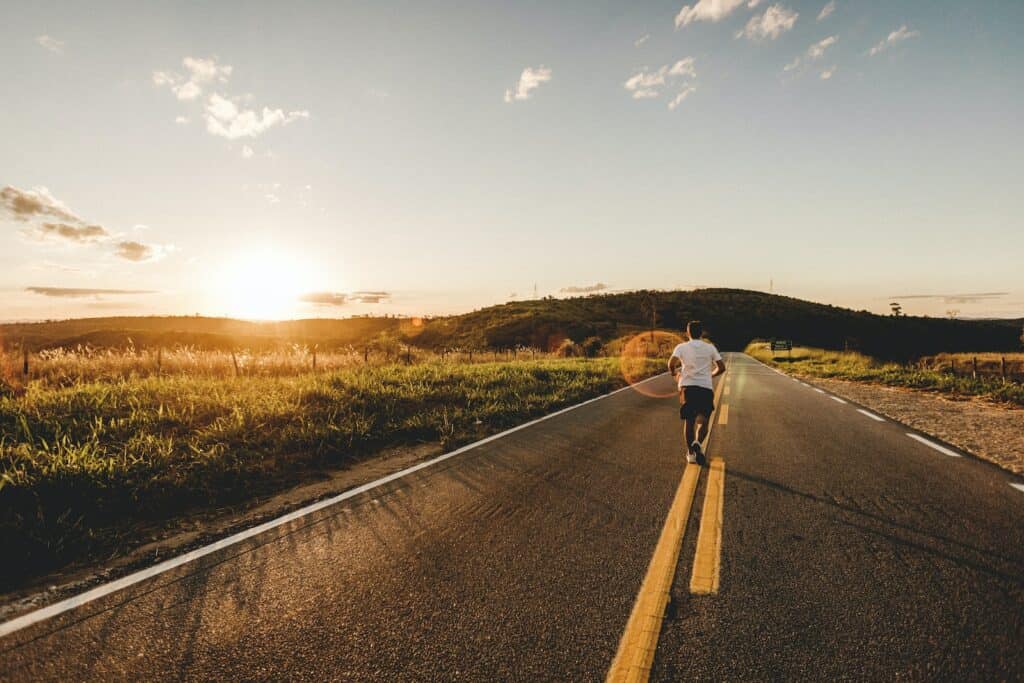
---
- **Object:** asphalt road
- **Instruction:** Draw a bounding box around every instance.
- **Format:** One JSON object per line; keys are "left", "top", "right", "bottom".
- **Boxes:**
{"left": 2, "top": 353, "right": 1023, "bottom": 681}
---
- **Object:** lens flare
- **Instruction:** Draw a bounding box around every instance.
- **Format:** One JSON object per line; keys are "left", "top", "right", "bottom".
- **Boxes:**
{"left": 619, "top": 330, "right": 684, "bottom": 398}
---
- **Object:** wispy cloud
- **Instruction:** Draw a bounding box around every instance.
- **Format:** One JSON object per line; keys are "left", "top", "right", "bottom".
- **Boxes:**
{"left": 38, "top": 222, "right": 110, "bottom": 243}
{"left": 203, "top": 93, "right": 309, "bottom": 140}
{"left": 560, "top": 282, "right": 608, "bottom": 294}
{"left": 504, "top": 66, "right": 552, "bottom": 103}
{"left": 668, "top": 85, "right": 698, "bottom": 110}
{"left": 784, "top": 35, "right": 838, "bottom": 73}
{"left": 869, "top": 25, "right": 919, "bottom": 56}
{"left": 351, "top": 291, "right": 391, "bottom": 304}
{"left": 2, "top": 185, "right": 171, "bottom": 262}
{"left": 675, "top": 0, "right": 750, "bottom": 28}
{"left": 35, "top": 35, "right": 64, "bottom": 54}
{"left": 152, "top": 56, "right": 232, "bottom": 101}
{"left": 634, "top": 34, "right": 650, "bottom": 47}
{"left": 817, "top": 1, "right": 836, "bottom": 21}
{"left": 113, "top": 240, "right": 172, "bottom": 262}
{"left": 890, "top": 292, "right": 1007, "bottom": 305}
{"left": 300, "top": 290, "right": 392, "bottom": 306}
{"left": 819, "top": 65, "right": 837, "bottom": 80}
{"left": 26, "top": 286, "right": 156, "bottom": 298}
{"left": 1, "top": 186, "right": 81, "bottom": 224}
{"left": 154, "top": 56, "right": 310, "bottom": 140}
{"left": 736, "top": 4, "right": 798, "bottom": 40}
{"left": 624, "top": 58, "right": 697, "bottom": 106}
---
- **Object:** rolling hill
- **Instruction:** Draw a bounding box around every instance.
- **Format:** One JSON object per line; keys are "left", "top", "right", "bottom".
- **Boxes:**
{"left": 2, "top": 289, "right": 1020, "bottom": 360}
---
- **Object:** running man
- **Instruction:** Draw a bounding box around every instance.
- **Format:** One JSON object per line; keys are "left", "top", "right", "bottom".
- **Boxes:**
{"left": 668, "top": 321, "right": 726, "bottom": 465}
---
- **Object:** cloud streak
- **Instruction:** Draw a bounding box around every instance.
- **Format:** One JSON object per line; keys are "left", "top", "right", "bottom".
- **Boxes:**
{"left": 300, "top": 290, "right": 392, "bottom": 306}
{"left": 736, "top": 4, "right": 798, "bottom": 40}
{"left": 504, "top": 66, "right": 552, "bottom": 103}
{"left": 890, "top": 292, "right": 1008, "bottom": 305}
{"left": 784, "top": 35, "right": 838, "bottom": 73}
{"left": 869, "top": 25, "right": 919, "bottom": 56}
{"left": 26, "top": 287, "right": 156, "bottom": 298}
{"left": 560, "top": 282, "right": 608, "bottom": 294}
{"left": 1, "top": 185, "right": 81, "bottom": 224}
{"left": 2, "top": 185, "right": 171, "bottom": 262}
{"left": 624, "top": 58, "right": 697, "bottom": 108}
{"left": 817, "top": 1, "right": 835, "bottom": 21}
{"left": 36, "top": 35, "right": 64, "bottom": 54}
{"left": 154, "top": 56, "right": 310, "bottom": 140}
{"left": 38, "top": 222, "right": 111, "bottom": 243}
{"left": 203, "top": 94, "right": 309, "bottom": 140}
{"left": 675, "top": 0, "right": 750, "bottom": 28}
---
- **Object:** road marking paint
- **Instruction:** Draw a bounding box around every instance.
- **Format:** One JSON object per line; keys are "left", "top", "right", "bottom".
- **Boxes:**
{"left": 906, "top": 433, "right": 962, "bottom": 458}
{"left": 608, "top": 374, "right": 726, "bottom": 682}
{"left": 606, "top": 464, "right": 701, "bottom": 683}
{"left": 718, "top": 404, "right": 729, "bottom": 425}
{"left": 1010, "top": 483, "right": 1024, "bottom": 493}
{"left": 830, "top": 396, "right": 848, "bottom": 404}
{"left": 856, "top": 409, "right": 885, "bottom": 422}
{"left": 0, "top": 373, "right": 669, "bottom": 640}
{"left": 690, "top": 458, "right": 726, "bottom": 595}
{"left": 800, "top": 382, "right": 809, "bottom": 387}
{"left": 814, "top": 388, "right": 826, "bottom": 394}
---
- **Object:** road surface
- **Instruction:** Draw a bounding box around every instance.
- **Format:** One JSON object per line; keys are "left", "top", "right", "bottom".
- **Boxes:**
{"left": 1, "top": 353, "right": 1022, "bottom": 680}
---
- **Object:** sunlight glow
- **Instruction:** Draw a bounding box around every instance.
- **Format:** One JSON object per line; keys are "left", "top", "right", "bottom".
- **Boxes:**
{"left": 215, "top": 248, "right": 318, "bottom": 320}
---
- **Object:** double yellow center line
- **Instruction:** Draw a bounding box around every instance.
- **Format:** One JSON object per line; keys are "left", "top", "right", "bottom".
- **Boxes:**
{"left": 606, "top": 372, "right": 730, "bottom": 682}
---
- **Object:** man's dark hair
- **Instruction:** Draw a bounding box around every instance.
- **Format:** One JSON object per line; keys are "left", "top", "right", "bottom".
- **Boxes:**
{"left": 687, "top": 320, "right": 703, "bottom": 339}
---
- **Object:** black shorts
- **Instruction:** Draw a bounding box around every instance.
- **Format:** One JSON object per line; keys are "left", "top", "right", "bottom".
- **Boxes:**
{"left": 679, "top": 385, "right": 715, "bottom": 420}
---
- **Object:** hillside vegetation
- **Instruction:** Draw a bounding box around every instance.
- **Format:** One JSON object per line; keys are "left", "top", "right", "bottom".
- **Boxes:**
{"left": 413, "top": 289, "right": 1020, "bottom": 360}
{"left": 4, "top": 289, "right": 1021, "bottom": 361}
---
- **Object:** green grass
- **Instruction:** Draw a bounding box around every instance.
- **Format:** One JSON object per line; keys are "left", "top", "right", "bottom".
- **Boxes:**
{"left": 0, "top": 357, "right": 660, "bottom": 589}
{"left": 745, "top": 342, "right": 1024, "bottom": 406}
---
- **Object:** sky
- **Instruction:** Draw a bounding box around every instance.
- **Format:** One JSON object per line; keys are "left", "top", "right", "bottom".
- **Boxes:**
{"left": 2, "top": 0, "right": 1022, "bottom": 321}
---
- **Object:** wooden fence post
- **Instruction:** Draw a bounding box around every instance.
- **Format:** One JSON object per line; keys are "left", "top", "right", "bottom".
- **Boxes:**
{"left": 157, "top": 347, "right": 162, "bottom": 378}
{"left": 312, "top": 344, "right": 318, "bottom": 371}
{"left": 972, "top": 356, "right": 978, "bottom": 379}
{"left": 364, "top": 347, "right": 369, "bottom": 363}
{"left": 231, "top": 350, "right": 239, "bottom": 377}
{"left": 1001, "top": 356, "right": 1007, "bottom": 381}
{"left": 22, "top": 345, "right": 29, "bottom": 378}
{"left": 950, "top": 359, "right": 955, "bottom": 376}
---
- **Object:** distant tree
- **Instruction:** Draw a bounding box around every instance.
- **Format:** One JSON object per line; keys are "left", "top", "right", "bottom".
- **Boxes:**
{"left": 889, "top": 302, "right": 903, "bottom": 317}
{"left": 581, "top": 336, "right": 603, "bottom": 358}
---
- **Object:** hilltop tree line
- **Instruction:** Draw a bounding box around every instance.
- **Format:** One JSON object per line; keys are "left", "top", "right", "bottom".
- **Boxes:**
{"left": 2, "top": 289, "right": 1020, "bottom": 361}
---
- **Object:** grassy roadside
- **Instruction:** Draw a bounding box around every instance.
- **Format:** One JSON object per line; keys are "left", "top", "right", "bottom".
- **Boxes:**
{"left": 745, "top": 342, "right": 1024, "bottom": 406}
{"left": 1, "top": 358, "right": 661, "bottom": 590}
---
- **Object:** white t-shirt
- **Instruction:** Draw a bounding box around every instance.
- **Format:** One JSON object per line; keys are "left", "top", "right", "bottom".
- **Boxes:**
{"left": 671, "top": 339, "right": 722, "bottom": 390}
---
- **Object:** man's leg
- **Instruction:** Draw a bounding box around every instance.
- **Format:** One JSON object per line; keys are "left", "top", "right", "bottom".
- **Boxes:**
{"left": 695, "top": 413, "right": 710, "bottom": 444}
{"left": 684, "top": 417, "right": 697, "bottom": 453}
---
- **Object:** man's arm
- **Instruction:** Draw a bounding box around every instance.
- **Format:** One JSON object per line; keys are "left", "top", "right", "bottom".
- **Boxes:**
{"left": 711, "top": 359, "right": 726, "bottom": 377}
{"left": 668, "top": 355, "right": 681, "bottom": 377}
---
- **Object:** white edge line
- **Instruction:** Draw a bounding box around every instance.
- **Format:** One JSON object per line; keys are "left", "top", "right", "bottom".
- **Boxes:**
{"left": 830, "top": 396, "right": 848, "bottom": 404}
{"left": 856, "top": 409, "right": 886, "bottom": 422}
{"left": 1010, "top": 483, "right": 1024, "bottom": 493}
{"left": 0, "top": 372, "right": 668, "bottom": 640}
{"left": 906, "top": 433, "right": 962, "bottom": 458}
{"left": 814, "top": 388, "right": 826, "bottom": 394}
